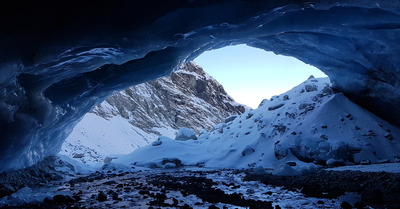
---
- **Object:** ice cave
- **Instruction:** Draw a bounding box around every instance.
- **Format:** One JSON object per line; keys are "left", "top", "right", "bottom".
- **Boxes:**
{"left": 1, "top": 0, "right": 400, "bottom": 173}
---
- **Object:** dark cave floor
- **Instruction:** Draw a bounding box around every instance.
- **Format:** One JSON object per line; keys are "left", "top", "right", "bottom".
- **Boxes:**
{"left": 1, "top": 166, "right": 399, "bottom": 209}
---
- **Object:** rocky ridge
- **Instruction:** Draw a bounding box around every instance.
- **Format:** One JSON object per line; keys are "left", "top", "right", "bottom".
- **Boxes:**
{"left": 93, "top": 61, "right": 245, "bottom": 134}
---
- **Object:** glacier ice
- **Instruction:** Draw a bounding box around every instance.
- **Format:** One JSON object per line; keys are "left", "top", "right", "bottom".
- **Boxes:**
{"left": 1, "top": 0, "right": 400, "bottom": 171}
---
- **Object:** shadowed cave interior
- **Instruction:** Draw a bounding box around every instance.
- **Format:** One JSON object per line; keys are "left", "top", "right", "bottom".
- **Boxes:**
{"left": 0, "top": 0, "right": 400, "bottom": 172}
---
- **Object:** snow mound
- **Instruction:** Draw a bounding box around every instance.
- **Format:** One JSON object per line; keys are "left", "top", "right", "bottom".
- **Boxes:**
{"left": 175, "top": 127, "right": 197, "bottom": 141}
{"left": 113, "top": 136, "right": 207, "bottom": 168}
{"left": 113, "top": 77, "right": 400, "bottom": 171}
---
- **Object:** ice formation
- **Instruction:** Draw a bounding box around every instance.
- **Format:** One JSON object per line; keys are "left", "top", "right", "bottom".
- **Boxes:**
{"left": 1, "top": 0, "right": 400, "bottom": 171}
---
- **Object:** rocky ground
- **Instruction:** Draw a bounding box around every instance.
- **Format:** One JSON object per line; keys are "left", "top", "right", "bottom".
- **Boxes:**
{"left": 0, "top": 156, "right": 73, "bottom": 198}
{"left": 3, "top": 165, "right": 399, "bottom": 208}
{"left": 245, "top": 170, "right": 400, "bottom": 209}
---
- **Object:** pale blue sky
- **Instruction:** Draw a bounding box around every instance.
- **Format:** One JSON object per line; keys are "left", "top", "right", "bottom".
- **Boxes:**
{"left": 194, "top": 44, "right": 327, "bottom": 109}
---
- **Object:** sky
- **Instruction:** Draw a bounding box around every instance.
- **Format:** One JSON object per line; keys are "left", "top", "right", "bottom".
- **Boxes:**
{"left": 194, "top": 44, "right": 327, "bottom": 109}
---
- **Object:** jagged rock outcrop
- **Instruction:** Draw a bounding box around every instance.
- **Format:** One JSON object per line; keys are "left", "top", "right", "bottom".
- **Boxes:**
{"left": 0, "top": 156, "right": 75, "bottom": 199}
{"left": 61, "top": 62, "right": 246, "bottom": 163}
{"left": 1, "top": 0, "right": 400, "bottom": 171}
{"left": 92, "top": 61, "right": 245, "bottom": 134}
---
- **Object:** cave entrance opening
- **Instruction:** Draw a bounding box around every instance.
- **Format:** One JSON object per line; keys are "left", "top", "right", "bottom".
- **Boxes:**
{"left": 61, "top": 44, "right": 328, "bottom": 164}
{"left": 194, "top": 44, "right": 327, "bottom": 109}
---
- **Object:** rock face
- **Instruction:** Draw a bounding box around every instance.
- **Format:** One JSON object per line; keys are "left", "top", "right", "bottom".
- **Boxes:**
{"left": 96, "top": 61, "right": 244, "bottom": 134}
{"left": 1, "top": 1, "right": 400, "bottom": 171}
{"left": 61, "top": 62, "right": 246, "bottom": 164}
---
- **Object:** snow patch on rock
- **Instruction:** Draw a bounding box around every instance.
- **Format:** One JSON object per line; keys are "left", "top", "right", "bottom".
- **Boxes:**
{"left": 175, "top": 127, "right": 197, "bottom": 141}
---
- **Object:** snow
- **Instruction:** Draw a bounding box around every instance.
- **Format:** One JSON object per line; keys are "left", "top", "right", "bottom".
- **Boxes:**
{"left": 175, "top": 127, "right": 197, "bottom": 141}
{"left": 112, "top": 136, "right": 208, "bottom": 168}
{"left": 0, "top": 168, "right": 345, "bottom": 208}
{"left": 60, "top": 113, "right": 158, "bottom": 165}
{"left": 0, "top": 154, "right": 93, "bottom": 206}
{"left": 0, "top": 186, "right": 72, "bottom": 206}
{"left": 208, "top": 171, "right": 341, "bottom": 208}
{"left": 55, "top": 154, "right": 99, "bottom": 175}
{"left": 151, "top": 127, "right": 176, "bottom": 139}
{"left": 113, "top": 77, "right": 400, "bottom": 172}
{"left": 174, "top": 69, "right": 201, "bottom": 80}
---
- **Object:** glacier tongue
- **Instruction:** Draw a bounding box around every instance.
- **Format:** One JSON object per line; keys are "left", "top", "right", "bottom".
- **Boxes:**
{"left": 60, "top": 62, "right": 246, "bottom": 164}
{"left": 113, "top": 77, "right": 400, "bottom": 171}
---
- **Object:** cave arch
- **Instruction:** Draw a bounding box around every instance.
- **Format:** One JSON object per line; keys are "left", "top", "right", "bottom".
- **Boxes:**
{"left": 1, "top": 0, "right": 400, "bottom": 171}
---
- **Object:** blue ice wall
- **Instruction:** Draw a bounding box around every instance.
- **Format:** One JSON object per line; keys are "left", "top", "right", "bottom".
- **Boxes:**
{"left": 0, "top": 0, "right": 400, "bottom": 171}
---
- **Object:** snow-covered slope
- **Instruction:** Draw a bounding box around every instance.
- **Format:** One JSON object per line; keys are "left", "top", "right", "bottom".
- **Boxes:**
{"left": 113, "top": 77, "right": 400, "bottom": 172}
{"left": 60, "top": 62, "right": 246, "bottom": 164}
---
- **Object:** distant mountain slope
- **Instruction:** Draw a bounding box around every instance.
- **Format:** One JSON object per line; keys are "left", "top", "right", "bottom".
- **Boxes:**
{"left": 60, "top": 62, "right": 247, "bottom": 164}
{"left": 114, "top": 77, "right": 400, "bottom": 173}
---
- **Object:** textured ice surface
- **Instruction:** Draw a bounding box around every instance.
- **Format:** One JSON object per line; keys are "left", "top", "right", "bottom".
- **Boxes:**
{"left": 1, "top": 0, "right": 400, "bottom": 171}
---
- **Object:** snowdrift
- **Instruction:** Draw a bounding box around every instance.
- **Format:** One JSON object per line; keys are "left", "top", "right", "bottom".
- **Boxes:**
{"left": 112, "top": 77, "right": 400, "bottom": 171}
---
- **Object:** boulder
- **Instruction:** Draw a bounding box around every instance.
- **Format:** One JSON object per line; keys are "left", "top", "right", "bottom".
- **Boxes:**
{"left": 175, "top": 127, "right": 197, "bottom": 141}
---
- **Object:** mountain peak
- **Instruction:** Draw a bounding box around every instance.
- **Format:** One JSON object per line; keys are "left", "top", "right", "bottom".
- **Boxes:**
{"left": 61, "top": 62, "right": 246, "bottom": 164}
{"left": 180, "top": 61, "right": 206, "bottom": 75}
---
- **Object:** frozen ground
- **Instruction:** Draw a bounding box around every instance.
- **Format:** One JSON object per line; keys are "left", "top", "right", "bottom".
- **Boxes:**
{"left": 327, "top": 163, "right": 400, "bottom": 173}
{"left": 0, "top": 167, "right": 343, "bottom": 209}
{"left": 1, "top": 156, "right": 400, "bottom": 208}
